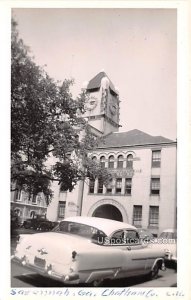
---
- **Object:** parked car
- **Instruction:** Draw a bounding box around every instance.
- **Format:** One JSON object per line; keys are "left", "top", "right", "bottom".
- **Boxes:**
{"left": 23, "top": 214, "right": 54, "bottom": 231}
{"left": 136, "top": 228, "right": 154, "bottom": 242}
{"left": 157, "top": 229, "right": 177, "bottom": 267}
{"left": 12, "top": 216, "right": 166, "bottom": 286}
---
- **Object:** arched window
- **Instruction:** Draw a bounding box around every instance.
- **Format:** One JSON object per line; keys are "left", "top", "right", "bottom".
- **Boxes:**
{"left": 108, "top": 155, "right": 114, "bottom": 168}
{"left": 100, "top": 156, "right": 105, "bottom": 168}
{"left": 14, "top": 208, "right": 21, "bottom": 217}
{"left": 92, "top": 156, "right": 97, "bottom": 162}
{"left": 30, "top": 211, "right": 36, "bottom": 218}
{"left": 117, "top": 155, "right": 123, "bottom": 168}
{"left": 127, "top": 154, "right": 133, "bottom": 168}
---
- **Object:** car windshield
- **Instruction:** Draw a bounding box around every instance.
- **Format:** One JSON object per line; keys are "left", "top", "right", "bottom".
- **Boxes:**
{"left": 52, "top": 221, "right": 107, "bottom": 242}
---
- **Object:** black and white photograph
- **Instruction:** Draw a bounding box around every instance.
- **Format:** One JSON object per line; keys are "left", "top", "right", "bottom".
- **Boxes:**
{"left": 10, "top": 7, "right": 178, "bottom": 288}
{"left": 0, "top": 0, "right": 190, "bottom": 298}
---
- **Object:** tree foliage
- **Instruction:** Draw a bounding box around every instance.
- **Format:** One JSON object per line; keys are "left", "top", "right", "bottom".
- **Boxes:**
{"left": 11, "top": 19, "right": 111, "bottom": 204}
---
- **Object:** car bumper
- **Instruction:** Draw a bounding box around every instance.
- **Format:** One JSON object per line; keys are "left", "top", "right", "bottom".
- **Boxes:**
{"left": 11, "top": 255, "right": 80, "bottom": 284}
{"left": 164, "top": 252, "right": 177, "bottom": 263}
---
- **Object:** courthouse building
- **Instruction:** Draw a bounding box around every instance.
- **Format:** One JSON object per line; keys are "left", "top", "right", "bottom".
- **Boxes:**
{"left": 46, "top": 71, "right": 177, "bottom": 236}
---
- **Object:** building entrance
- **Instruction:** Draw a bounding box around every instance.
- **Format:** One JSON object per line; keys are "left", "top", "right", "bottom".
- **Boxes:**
{"left": 92, "top": 204, "right": 123, "bottom": 221}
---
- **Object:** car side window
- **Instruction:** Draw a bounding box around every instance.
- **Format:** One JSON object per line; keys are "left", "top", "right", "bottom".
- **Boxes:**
{"left": 110, "top": 230, "right": 140, "bottom": 246}
{"left": 110, "top": 230, "right": 124, "bottom": 245}
{"left": 125, "top": 230, "right": 140, "bottom": 245}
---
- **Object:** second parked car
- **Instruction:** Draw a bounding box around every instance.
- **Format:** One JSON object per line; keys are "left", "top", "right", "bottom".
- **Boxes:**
{"left": 23, "top": 214, "right": 55, "bottom": 231}
{"left": 157, "top": 229, "right": 177, "bottom": 267}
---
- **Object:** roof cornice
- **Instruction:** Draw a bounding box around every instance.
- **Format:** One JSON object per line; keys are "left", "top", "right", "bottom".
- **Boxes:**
{"left": 96, "top": 141, "right": 177, "bottom": 150}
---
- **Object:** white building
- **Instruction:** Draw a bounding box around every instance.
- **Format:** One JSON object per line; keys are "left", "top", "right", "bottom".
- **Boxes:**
{"left": 47, "top": 71, "right": 177, "bottom": 236}
{"left": 11, "top": 190, "right": 47, "bottom": 222}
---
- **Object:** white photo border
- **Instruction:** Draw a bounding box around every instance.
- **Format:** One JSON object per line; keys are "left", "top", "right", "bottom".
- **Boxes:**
{"left": 0, "top": 0, "right": 190, "bottom": 299}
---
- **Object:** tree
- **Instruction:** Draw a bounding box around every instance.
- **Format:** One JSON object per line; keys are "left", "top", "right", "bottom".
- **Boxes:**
{"left": 11, "top": 19, "right": 111, "bottom": 204}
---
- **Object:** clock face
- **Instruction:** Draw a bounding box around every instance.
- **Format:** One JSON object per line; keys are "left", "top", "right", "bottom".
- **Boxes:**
{"left": 85, "top": 95, "right": 98, "bottom": 111}
{"left": 109, "top": 95, "right": 118, "bottom": 116}
{"left": 109, "top": 103, "right": 117, "bottom": 115}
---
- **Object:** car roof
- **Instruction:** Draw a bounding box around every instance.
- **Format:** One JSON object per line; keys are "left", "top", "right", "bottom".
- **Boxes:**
{"left": 64, "top": 216, "right": 136, "bottom": 236}
{"left": 162, "top": 229, "right": 177, "bottom": 233}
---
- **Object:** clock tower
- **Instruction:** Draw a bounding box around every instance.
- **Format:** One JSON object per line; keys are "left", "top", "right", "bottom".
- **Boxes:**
{"left": 83, "top": 71, "right": 120, "bottom": 135}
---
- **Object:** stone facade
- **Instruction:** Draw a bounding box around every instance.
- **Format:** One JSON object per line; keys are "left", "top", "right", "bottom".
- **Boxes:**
{"left": 46, "top": 72, "right": 177, "bottom": 236}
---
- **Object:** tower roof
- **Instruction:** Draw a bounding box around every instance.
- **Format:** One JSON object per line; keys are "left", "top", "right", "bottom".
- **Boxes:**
{"left": 87, "top": 71, "right": 118, "bottom": 95}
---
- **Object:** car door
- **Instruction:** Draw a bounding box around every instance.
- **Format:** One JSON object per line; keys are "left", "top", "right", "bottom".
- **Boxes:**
{"left": 109, "top": 229, "right": 148, "bottom": 276}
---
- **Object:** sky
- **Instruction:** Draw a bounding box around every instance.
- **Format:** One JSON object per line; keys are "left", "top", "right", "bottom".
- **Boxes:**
{"left": 12, "top": 8, "right": 177, "bottom": 140}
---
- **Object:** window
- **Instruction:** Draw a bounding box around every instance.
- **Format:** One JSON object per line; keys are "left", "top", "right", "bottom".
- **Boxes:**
{"left": 100, "top": 156, "right": 105, "bottom": 168}
{"left": 22, "top": 191, "right": 30, "bottom": 202}
{"left": 108, "top": 155, "right": 114, "bottom": 168}
{"left": 115, "top": 178, "right": 122, "bottom": 194}
{"left": 106, "top": 178, "right": 113, "bottom": 194}
{"left": 133, "top": 206, "right": 142, "bottom": 227}
{"left": 127, "top": 154, "right": 133, "bottom": 168}
{"left": 125, "top": 178, "right": 132, "bottom": 195}
{"left": 32, "top": 195, "right": 37, "bottom": 204}
{"left": 152, "top": 150, "right": 161, "bottom": 168}
{"left": 125, "top": 230, "right": 140, "bottom": 244}
{"left": 117, "top": 155, "right": 123, "bottom": 168}
{"left": 110, "top": 230, "right": 124, "bottom": 244}
{"left": 97, "top": 178, "right": 103, "bottom": 194}
{"left": 14, "top": 208, "right": 21, "bottom": 217}
{"left": 110, "top": 230, "right": 139, "bottom": 245}
{"left": 53, "top": 221, "right": 106, "bottom": 243}
{"left": 149, "top": 206, "right": 159, "bottom": 227}
{"left": 58, "top": 201, "right": 66, "bottom": 218}
{"left": 30, "top": 211, "right": 36, "bottom": 218}
{"left": 15, "top": 189, "right": 22, "bottom": 201}
{"left": 36, "top": 193, "right": 44, "bottom": 203}
{"left": 151, "top": 178, "right": 160, "bottom": 195}
{"left": 89, "top": 178, "right": 95, "bottom": 194}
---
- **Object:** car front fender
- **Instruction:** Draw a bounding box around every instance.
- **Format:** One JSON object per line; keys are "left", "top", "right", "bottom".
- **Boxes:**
{"left": 152, "top": 258, "right": 166, "bottom": 271}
